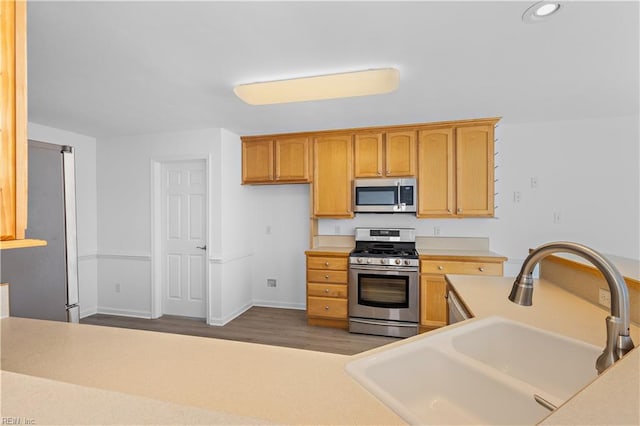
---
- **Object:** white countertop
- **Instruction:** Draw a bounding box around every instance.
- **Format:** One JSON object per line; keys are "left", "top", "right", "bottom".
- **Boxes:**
{"left": 2, "top": 274, "right": 637, "bottom": 425}
{"left": 0, "top": 317, "right": 403, "bottom": 425}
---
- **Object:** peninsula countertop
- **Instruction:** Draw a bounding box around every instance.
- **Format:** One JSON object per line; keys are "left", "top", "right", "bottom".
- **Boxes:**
{"left": 0, "top": 317, "right": 403, "bottom": 425}
{"left": 3, "top": 274, "right": 638, "bottom": 424}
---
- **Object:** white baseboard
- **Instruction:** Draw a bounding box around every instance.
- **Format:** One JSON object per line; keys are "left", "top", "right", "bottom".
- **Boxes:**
{"left": 95, "top": 301, "right": 305, "bottom": 324}
{"left": 97, "top": 306, "right": 152, "bottom": 319}
{"left": 252, "top": 300, "right": 306, "bottom": 310}
{"left": 208, "top": 301, "right": 253, "bottom": 326}
{"left": 80, "top": 306, "right": 98, "bottom": 319}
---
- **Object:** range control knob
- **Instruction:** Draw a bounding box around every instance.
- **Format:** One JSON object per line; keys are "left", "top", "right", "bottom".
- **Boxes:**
{"left": 404, "top": 259, "right": 411, "bottom": 266}
{"left": 366, "top": 258, "right": 373, "bottom": 264}
{"left": 381, "top": 258, "right": 389, "bottom": 265}
{"left": 395, "top": 259, "right": 402, "bottom": 265}
{"left": 357, "top": 257, "right": 364, "bottom": 264}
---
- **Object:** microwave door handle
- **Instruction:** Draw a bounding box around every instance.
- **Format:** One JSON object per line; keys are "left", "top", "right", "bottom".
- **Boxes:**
{"left": 397, "top": 181, "right": 401, "bottom": 211}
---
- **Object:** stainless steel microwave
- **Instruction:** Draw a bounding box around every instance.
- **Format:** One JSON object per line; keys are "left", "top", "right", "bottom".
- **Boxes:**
{"left": 353, "top": 178, "right": 417, "bottom": 213}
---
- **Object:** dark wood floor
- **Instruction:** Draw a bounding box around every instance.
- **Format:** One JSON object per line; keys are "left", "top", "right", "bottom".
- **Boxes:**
{"left": 81, "top": 307, "right": 400, "bottom": 355}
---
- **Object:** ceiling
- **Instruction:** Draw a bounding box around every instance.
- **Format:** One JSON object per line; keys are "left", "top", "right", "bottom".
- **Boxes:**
{"left": 27, "top": 1, "right": 638, "bottom": 138}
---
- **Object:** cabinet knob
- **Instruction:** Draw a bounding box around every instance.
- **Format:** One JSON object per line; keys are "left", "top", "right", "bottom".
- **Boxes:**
{"left": 324, "top": 288, "right": 329, "bottom": 293}
{"left": 479, "top": 267, "right": 485, "bottom": 272}
{"left": 457, "top": 208, "right": 462, "bottom": 213}
{"left": 324, "top": 261, "right": 329, "bottom": 267}
{"left": 324, "top": 306, "right": 330, "bottom": 311}
{"left": 438, "top": 265, "right": 444, "bottom": 271}
{"left": 324, "top": 275, "right": 329, "bottom": 279}
{"left": 377, "top": 171, "right": 382, "bottom": 176}
{"left": 447, "top": 209, "right": 451, "bottom": 213}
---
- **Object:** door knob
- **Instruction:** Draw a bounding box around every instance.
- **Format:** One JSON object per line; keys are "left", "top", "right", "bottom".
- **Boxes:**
{"left": 196, "top": 245, "right": 207, "bottom": 250}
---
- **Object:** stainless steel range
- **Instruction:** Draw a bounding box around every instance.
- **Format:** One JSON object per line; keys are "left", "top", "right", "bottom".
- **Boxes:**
{"left": 348, "top": 227, "right": 419, "bottom": 338}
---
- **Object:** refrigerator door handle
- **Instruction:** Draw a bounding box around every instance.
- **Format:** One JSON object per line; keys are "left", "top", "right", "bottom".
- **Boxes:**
{"left": 62, "top": 147, "right": 80, "bottom": 317}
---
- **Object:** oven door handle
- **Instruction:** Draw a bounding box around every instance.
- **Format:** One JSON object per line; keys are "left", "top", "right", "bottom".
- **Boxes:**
{"left": 349, "top": 265, "right": 419, "bottom": 273}
{"left": 350, "top": 318, "right": 418, "bottom": 328}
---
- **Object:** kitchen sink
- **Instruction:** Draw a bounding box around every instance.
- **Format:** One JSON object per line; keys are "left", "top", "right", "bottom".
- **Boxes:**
{"left": 346, "top": 316, "right": 601, "bottom": 425}
{"left": 451, "top": 317, "right": 601, "bottom": 401}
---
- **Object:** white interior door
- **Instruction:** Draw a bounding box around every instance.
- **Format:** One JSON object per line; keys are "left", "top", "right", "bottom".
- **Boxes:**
{"left": 161, "top": 160, "right": 206, "bottom": 318}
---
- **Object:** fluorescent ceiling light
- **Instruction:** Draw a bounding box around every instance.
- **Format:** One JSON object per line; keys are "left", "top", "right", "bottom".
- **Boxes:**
{"left": 522, "top": 1, "right": 561, "bottom": 23}
{"left": 234, "top": 68, "right": 400, "bottom": 105}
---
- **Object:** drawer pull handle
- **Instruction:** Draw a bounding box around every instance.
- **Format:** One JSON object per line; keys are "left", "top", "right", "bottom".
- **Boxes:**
{"left": 479, "top": 267, "right": 485, "bottom": 272}
{"left": 324, "top": 306, "right": 329, "bottom": 311}
{"left": 324, "top": 275, "right": 329, "bottom": 279}
{"left": 438, "top": 265, "right": 444, "bottom": 270}
{"left": 324, "top": 261, "right": 330, "bottom": 267}
{"left": 324, "top": 288, "right": 329, "bottom": 293}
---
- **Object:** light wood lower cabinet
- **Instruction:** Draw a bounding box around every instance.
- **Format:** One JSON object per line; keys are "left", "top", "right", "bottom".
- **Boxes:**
{"left": 305, "top": 252, "right": 349, "bottom": 329}
{"left": 419, "top": 256, "right": 506, "bottom": 330}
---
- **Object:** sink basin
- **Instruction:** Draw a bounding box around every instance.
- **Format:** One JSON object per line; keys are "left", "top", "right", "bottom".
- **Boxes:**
{"left": 451, "top": 317, "right": 601, "bottom": 401}
{"left": 346, "top": 316, "right": 601, "bottom": 425}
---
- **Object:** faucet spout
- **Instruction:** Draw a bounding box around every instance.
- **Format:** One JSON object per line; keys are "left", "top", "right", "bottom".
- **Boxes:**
{"left": 509, "top": 241, "right": 635, "bottom": 374}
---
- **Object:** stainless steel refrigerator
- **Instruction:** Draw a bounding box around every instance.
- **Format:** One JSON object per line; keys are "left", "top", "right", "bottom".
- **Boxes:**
{"left": 0, "top": 140, "right": 79, "bottom": 322}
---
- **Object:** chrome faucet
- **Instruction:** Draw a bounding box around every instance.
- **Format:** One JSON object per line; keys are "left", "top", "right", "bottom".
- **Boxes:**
{"left": 509, "top": 241, "right": 635, "bottom": 374}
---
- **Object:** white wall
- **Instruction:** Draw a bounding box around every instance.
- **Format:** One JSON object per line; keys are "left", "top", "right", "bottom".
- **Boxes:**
{"left": 27, "top": 122, "right": 99, "bottom": 318}
{"left": 318, "top": 115, "right": 640, "bottom": 276}
{"left": 97, "top": 128, "right": 254, "bottom": 324}
{"left": 246, "top": 184, "right": 310, "bottom": 310}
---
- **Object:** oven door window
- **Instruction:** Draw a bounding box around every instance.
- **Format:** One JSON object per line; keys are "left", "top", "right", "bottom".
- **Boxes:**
{"left": 355, "top": 186, "right": 397, "bottom": 206}
{"left": 358, "top": 274, "right": 409, "bottom": 309}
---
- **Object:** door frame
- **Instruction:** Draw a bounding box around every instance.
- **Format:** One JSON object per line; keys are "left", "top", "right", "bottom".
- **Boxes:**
{"left": 150, "top": 155, "right": 211, "bottom": 320}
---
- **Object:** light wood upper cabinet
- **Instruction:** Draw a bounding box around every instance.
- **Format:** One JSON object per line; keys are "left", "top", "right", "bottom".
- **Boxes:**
{"left": 418, "top": 123, "right": 495, "bottom": 218}
{"left": 385, "top": 131, "right": 416, "bottom": 177}
{"left": 275, "top": 137, "right": 310, "bottom": 182}
{"left": 417, "top": 128, "right": 454, "bottom": 216}
{"left": 456, "top": 125, "right": 494, "bottom": 216}
{"left": 241, "top": 136, "right": 310, "bottom": 184}
{"left": 242, "top": 139, "right": 274, "bottom": 183}
{"left": 1, "top": 0, "right": 27, "bottom": 243}
{"left": 313, "top": 134, "right": 353, "bottom": 218}
{"left": 353, "top": 131, "right": 416, "bottom": 178}
{"left": 353, "top": 133, "right": 383, "bottom": 177}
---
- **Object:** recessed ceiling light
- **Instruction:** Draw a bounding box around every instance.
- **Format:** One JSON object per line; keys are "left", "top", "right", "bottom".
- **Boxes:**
{"left": 522, "top": 1, "right": 562, "bottom": 23}
{"left": 233, "top": 68, "right": 400, "bottom": 106}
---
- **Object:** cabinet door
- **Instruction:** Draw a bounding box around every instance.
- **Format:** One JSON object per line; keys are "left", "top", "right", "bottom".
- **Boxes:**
{"left": 313, "top": 134, "right": 353, "bottom": 218}
{"left": 353, "top": 133, "right": 383, "bottom": 177}
{"left": 456, "top": 125, "right": 494, "bottom": 216}
{"left": 420, "top": 274, "right": 447, "bottom": 328}
{"left": 1, "top": 0, "right": 27, "bottom": 241}
{"left": 417, "top": 128, "right": 454, "bottom": 217}
{"left": 242, "top": 139, "right": 274, "bottom": 183}
{"left": 275, "top": 137, "right": 309, "bottom": 182}
{"left": 385, "top": 131, "right": 416, "bottom": 177}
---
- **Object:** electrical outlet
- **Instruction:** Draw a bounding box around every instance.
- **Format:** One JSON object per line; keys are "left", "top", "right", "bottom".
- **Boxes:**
{"left": 531, "top": 177, "right": 538, "bottom": 189}
{"left": 267, "top": 279, "right": 277, "bottom": 288}
{"left": 433, "top": 226, "right": 440, "bottom": 236}
{"left": 115, "top": 283, "right": 121, "bottom": 293}
{"left": 513, "top": 191, "right": 521, "bottom": 203}
{"left": 553, "top": 211, "right": 561, "bottom": 224}
{"left": 334, "top": 225, "right": 341, "bottom": 235}
{"left": 598, "top": 288, "right": 611, "bottom": 308}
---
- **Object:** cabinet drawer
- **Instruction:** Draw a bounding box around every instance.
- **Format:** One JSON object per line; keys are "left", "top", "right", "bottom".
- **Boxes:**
{"left": 307, "top": 269, "right": 348, "bottom": 284}
{"left": 420, "top": 260, "right": 503, "bottom": 276}
{"left": 308, "top": 283, "right": 348, "bottom": 298}
{"left": 307, "top": 297, "right": 348, "bottom": 319}
{"left": 307, "top": 256, "right": 348, "bottom": 271}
